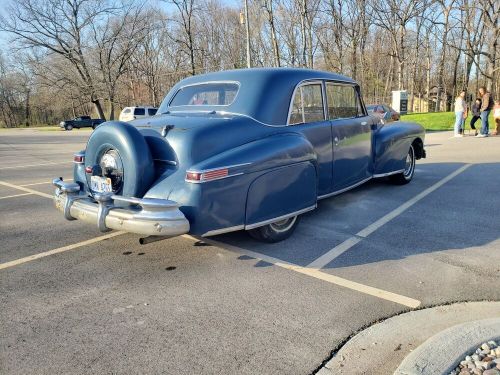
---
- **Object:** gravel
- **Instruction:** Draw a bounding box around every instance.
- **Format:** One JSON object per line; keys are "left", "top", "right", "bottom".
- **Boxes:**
{"left": 449, "top": 340, "right": 500, "bottom": 375}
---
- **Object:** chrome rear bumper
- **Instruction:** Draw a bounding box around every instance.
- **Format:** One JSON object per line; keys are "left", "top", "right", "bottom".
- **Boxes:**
{"left": 53, "top": 178, "right": 190, "bottom": 237}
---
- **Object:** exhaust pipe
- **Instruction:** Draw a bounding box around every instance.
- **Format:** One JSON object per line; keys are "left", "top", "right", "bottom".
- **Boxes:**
{"left": 139, "top": 236, "right": 171, "bottom": 245}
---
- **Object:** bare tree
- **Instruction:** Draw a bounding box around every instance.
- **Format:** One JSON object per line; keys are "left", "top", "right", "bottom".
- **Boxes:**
{"left": 0, "top": 0, "right": 125, "bottom": 119}
{"left": 262, "top": 0, "right": 281, "bottom": 66}
{"left": 371, "top": 0, "right": 428, "bottom": 89}
{"left": 478, "top": 0, "right": 499, "bottom": 92}
{"left": 167, "top": 0, "right": 198, "bottom": 75}
{"left": 91, "top": 3, "right": 150, "bottom": 119}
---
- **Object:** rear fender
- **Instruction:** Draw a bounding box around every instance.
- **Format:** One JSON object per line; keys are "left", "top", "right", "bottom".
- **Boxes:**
{"left": 374, "top": 122, "right": 425, "bottom": 175}
{"left": 166, "top": 133, "right": 318, "bottom": 236}
{"left": 245, "top": 162, "right": 317, "bottom": 228}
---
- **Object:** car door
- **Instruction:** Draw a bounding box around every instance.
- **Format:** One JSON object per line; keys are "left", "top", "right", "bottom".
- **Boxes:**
{"left": 325, "top": 82, "right": 372, "bottom": 191}
{"left": 287, "top": 81, "right": 333, "bottom": 196}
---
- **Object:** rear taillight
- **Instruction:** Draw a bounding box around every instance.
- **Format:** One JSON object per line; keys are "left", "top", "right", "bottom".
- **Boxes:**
{"left": 73, "top": 153, "right": 85, "bottom": 164}
{"left": 185, "top": 171, "right": 202, "bottom": 182}
{"left": 185, "top": 168, "right": 229, "bottom": 183}
{"left": 203, "top": 169, "right": 228, "bottom": 180}
{"left": 85, "top": 166, "right": 93, "bottom": 173}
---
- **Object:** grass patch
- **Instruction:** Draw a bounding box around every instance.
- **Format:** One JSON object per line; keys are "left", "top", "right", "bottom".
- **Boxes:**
{"left": 402, "top": 111, "right": 495, "bottom": 131}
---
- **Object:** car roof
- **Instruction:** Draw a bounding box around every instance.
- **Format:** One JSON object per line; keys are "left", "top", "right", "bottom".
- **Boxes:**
{"left": 160, "top": 68, "right": 358, "bottom": 125}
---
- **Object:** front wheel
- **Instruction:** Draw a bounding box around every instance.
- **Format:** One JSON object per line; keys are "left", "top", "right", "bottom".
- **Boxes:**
{"left": 248, "top": 216, "right": 300, "bottom": 243}
{"left": 390, "top": 145, "right": 415, "bottom": 185}
{"left": 65, "top": 124, "right": 73, "bottom": 131}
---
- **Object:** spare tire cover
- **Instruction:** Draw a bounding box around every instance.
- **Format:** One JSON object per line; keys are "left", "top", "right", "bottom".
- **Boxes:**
{"left": 85, "top": 121, "right": 154, "bottom": 198}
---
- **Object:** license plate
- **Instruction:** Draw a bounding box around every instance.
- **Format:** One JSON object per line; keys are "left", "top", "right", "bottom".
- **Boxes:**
{"left": 90, "top": 176, "right": 112, "bottom": 193}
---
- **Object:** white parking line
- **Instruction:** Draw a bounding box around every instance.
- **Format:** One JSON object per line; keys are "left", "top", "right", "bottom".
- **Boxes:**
{"left": 0, "top": 161, "right": 70, "bottom": 170}
{"left": 307, "top": 164, "right": 472, "bottom": 270}
{"left": 0, "top": 180, "right": 52, "bottom": 198}
{"left": 0, "top": 192, "right": 33, "bottom": 200}
{"left": 0, "top": 231, "right": 126, "bottom": 271}
{"left": 20, "top": 179, "right": 72, "bottom": 187}
{"left": 183, "top": 235, "right": 421, "bottom": 308}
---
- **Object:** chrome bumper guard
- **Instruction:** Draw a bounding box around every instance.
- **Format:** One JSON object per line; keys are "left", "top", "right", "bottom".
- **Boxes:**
{"left": 52, "top": 178, "right": 190, "bottom": 237}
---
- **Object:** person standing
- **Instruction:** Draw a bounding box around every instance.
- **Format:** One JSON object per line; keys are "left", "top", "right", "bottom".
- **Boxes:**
{"left": 453, "top": 91, "right": 467, "bottom": 137}
{"left": 470, "top": 98, "right": 482, "bottom": 136}
{"left": 493, "top": 100, "right": 500, "bottom": 136}
{"left": 477, "top": 87, "right": 493, "bottom": 137}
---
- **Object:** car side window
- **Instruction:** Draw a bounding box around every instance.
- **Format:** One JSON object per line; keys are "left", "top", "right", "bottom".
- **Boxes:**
{"left": 148, "top": 108, "right": 157, "bottom": 116}
{"left": 326, "top": 83, "right": 363, "bottom": 120}
{"left": 288, "top": 83, "right": 325, "bottom": 125}
{"left": 122, "top": 108, "right": 131, "bottom": 114}
{"left": 134, "top": 108, "right": 145, "bottom": 116}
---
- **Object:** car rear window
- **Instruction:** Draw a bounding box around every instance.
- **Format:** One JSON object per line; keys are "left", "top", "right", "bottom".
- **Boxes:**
{"left": 169, "top": 82, "right": 239, "bottom": 107}
{"left": 134, "top": 108, "right": 145, "bottom": 116}
{"left": 148, "top": 108, "right": 157, "bottom": 116}
{"left": 122, "top": 108, "right": 131, "bottom": 114}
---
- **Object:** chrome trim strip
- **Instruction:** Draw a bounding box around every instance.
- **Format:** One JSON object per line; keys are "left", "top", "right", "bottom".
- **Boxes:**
{"left": 244, "top": 205, "right": 317, "bottom": 230}
{"left": 216, "top": 111, "right": 284, "bottom": 127}
{"left": 318, "top": 177, "right": 372, "bottom": 200}
{"left": 185, "top": 163, "right": 251, "bottom": 184}
{"left": 185, "top": 172, "right": 243, "bottom": 184}
{"left": 373, "top": 169, "right": 405, "bottom": 178}
{"left": 154, "top": 159, "right": 177, "bottom": 166}
{"left": 202, "top": 225, "right": 245, "bottom": 237}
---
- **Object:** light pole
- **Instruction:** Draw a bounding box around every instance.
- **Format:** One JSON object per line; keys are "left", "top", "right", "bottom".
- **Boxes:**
{"left": 243, "top": 0, "right": 251, "bottom": 68}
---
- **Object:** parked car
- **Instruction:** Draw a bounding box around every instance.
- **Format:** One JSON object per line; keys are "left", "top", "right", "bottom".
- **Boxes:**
{"left": 53, "top": 68, "right": 425, "bottom": 243}
{"left": 119, "top": 106, "right": 158, "bottom": 122}
{"left": 366, "top": 104, "right": 400, "bottom": 123}
{"left": 59, "top": 116, "right": 105, "bottom": 130}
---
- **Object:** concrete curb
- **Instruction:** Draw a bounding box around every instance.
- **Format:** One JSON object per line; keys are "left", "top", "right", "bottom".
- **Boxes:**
{"left": 394, "top": 318, "right": 500, "bottom": 375}
{"left": 315, "top": 302, "right": 500, "bottom": 375}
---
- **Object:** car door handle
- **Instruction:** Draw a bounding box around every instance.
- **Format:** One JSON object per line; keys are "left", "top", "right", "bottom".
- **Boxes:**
{"left": 361, "top": 121, "right": 368, "bottom": 126}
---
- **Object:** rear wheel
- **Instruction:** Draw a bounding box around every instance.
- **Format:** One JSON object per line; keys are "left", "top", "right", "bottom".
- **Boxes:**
{"left": 65, "top": 124, "right": 73, "bottom": 131}
{"left": 248, "top": 216, "right": 300, "bottom": 243}
{"left": 390, "top": 145, "right": 415, "bottom": 185}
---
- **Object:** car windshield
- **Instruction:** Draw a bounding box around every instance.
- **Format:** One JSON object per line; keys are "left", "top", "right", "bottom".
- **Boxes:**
{"left": 168, "top": 82, "right": 239, "bottom": 107}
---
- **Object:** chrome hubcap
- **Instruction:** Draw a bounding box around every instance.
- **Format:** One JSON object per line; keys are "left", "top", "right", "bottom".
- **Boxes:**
{"left": 403, "top": 146, "right": 415, "bottom": 178}
{"left": 269, "top": 216, "right": 297, "bottom": 233}
{"left": 100, "top": 149, "right": 124, "bottom": 193}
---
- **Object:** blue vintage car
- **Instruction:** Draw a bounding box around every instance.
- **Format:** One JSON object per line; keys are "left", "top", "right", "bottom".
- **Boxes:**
{"left": 53, "top": 68, "right": 425, "bottom": 242}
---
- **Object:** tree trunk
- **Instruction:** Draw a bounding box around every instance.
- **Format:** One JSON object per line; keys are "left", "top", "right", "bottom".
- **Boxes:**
{"left": 300, "top": 0, "right": 307, "bottom": 67}
{"left": 109, "top": 100, "right": 115, "bottom": 120}
{"left": 270, "top": 19, "right": 281, "bottom": 67}
{"left": 25, "top": 89, "right": 30, "bottom": 127}
{"left": 92, "top": 98, "right": 106, "bottom": 120}
{"left": 435, "top": 6, "right": 451, "bottom": 112}
{"left": 351, "top": 40, "right": 357, "bottom": 80}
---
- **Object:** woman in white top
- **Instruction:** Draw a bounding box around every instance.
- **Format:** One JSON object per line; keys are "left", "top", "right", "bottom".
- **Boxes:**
{"left": 454, "top": 91, "right": 467, "bottom": 137}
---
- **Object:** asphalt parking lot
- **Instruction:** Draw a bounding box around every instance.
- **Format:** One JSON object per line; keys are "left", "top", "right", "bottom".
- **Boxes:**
{"left": 1, "top": 129, "right": 499, "bottom": 375}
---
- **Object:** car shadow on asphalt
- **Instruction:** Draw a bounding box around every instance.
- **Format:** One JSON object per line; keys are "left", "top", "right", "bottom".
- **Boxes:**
{"left": 212, "top": 162, "right": 500, "bottom": 269}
